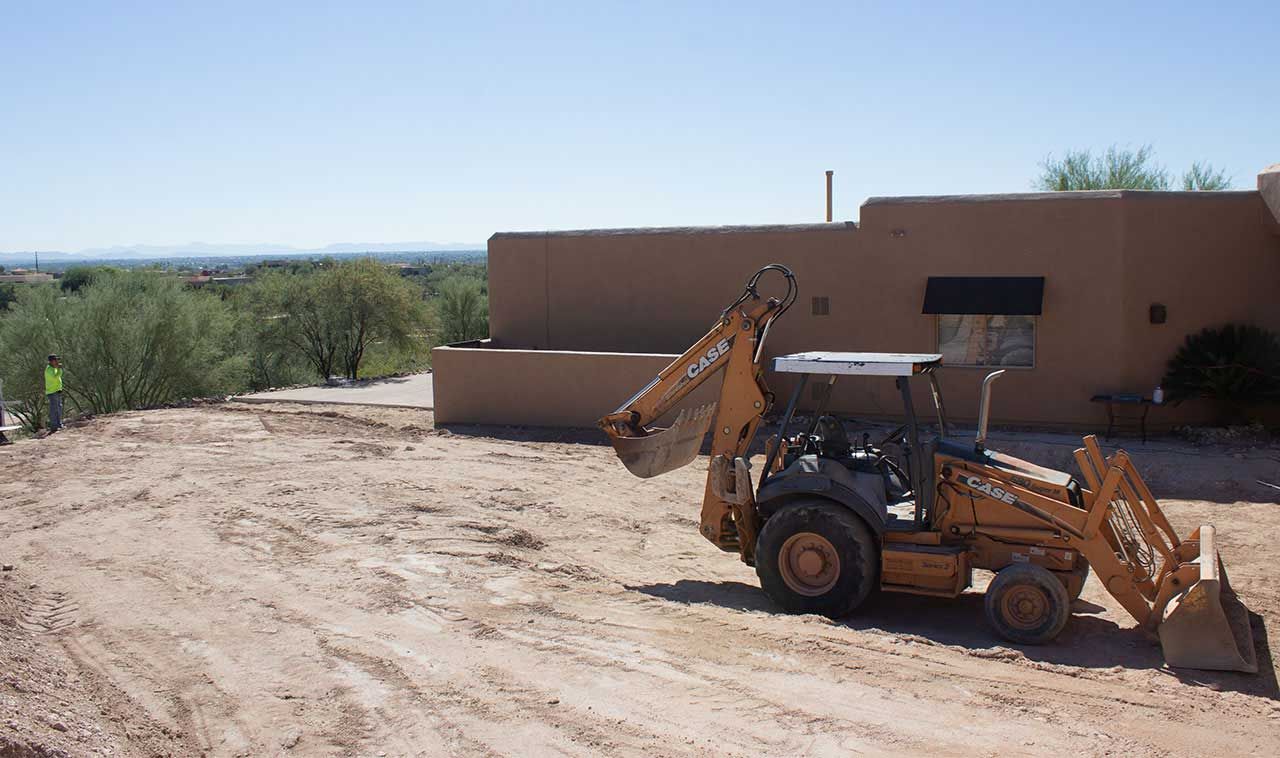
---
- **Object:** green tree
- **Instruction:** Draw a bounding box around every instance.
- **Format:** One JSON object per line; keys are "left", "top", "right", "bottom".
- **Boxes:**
{"left": 230, "top": 296, "right": 310, "bottom": 391}
{"left": 423, "top": 261, "right": 487, "bottom": 296}
{"left": 1036, "top": 145, "right": 1230, "bottom": 191}
{"left": 0, "top": 284, "right": 18, "bottom": 311}
{"left": 325, "top": 259, "right": 430, "bottom": 379}
{"left": 248, "top": 271, "right": 342, "bottom": 380}
{"left": 248, "top": 259, "right": 431, "bottom": 381}
{"left": 0, "top": 286, "right": 66, "bottom": 430}
{"left": 60, "top": 272, "right": 243, "bottom": 413}
{"left": 1181, "top": 161, "right": 1232, "bottom": 191}
{"left": 0, "top": 271, "right": 243, "bottom": 428}
{"left": 435, "top": 275, "right": 489, "bottom": 344}
{"left": 59, "top": 265, "right": 114, "bottom": 293}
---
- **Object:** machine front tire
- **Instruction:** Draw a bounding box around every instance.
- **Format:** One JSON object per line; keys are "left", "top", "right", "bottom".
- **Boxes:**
{"left": 1066, "top": 559, "right": 1090, "bottom": 602}
{"left": 755, "top": 501, "right": 878, "bottom": 618}
{"left": 985, "top": 563, "right": 1070, "bottom": 645}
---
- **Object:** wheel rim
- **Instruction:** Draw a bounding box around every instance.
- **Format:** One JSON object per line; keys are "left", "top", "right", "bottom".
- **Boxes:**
{"left": 1000, "top": 584, "right": 1050, "bottom": 630}
{"left": 778, "top": 532, "right": 840, "bottom": 597}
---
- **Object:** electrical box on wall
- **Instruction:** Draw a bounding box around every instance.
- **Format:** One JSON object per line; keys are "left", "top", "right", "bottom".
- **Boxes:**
{"left": 1149, "top": 303, "right": 1167, "bottom": 324}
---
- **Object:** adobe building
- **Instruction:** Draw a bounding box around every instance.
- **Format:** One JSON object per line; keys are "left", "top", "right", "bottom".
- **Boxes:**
{"left": 434, "top": 170, "right": 1280, "bottom": 432}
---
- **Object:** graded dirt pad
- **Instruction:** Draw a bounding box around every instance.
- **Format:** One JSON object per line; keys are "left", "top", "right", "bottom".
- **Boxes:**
{"left": 1, "top": 404, "right": 1278, "bottom": 757}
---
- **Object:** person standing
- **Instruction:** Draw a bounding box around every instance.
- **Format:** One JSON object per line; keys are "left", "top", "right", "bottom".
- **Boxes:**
{"left": 45, "top": 354, "right": 63, "bottom": 433}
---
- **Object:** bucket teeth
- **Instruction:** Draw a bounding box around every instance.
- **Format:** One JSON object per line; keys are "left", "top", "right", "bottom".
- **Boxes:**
{"left": 609, "top": 403, "right": 716, "bottom": 479}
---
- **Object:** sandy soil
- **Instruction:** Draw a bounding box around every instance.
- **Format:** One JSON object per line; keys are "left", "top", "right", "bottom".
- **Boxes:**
{"left": 1, "top": 403, "right": 1278, "bottom": 757}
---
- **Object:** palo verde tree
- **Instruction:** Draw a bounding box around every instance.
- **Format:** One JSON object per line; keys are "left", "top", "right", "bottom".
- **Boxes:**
{"left": 61, "top": 272, "right": 242, "bottom": 413}
{"left": 0, "top": 286, "right": 66, "bottom": 429}
{"left": 1036, "top": 145, "right": 1231, "bottom": 191}
{"left": 0, "top": 271, "right": 242, "bottom": 428}
{"left": 1180, "top": 161, "right": 1232, "bottom": 191}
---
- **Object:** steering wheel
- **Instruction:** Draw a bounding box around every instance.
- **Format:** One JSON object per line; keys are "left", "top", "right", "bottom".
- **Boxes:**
{"left": 876, "top": 424, "right": 907, "bottom": 449}
{"left": 870, "top": 424, "right": 911, "bottom": 498}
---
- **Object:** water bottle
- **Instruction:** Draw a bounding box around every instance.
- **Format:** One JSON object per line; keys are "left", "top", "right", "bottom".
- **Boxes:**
{"left": 1153, "top": 385, "right": 1164, "bottom": 405}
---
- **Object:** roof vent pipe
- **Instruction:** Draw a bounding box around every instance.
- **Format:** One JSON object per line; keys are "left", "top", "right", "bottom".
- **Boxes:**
{"left": 825, "top": 170, "right": 834, "bottom": 222}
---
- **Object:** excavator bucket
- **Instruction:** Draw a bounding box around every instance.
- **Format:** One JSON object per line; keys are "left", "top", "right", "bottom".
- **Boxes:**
{"left": 608, "top": 403, "right": 716, "bottom": 479}
{"left": 1158, "top": 526, "right": 1258, "bottom": 673}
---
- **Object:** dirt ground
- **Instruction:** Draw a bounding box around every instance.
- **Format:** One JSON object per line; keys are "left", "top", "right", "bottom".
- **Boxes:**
{"left": 2, "top": 403, "right": 1279, "bottom": 757}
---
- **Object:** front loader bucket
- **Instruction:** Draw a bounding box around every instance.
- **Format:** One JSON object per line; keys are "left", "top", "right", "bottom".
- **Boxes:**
{"left": 609, "top": 404, "right": 716, "bottom": 479}
{"left": 1158, "top": 526, "right": 1258, "bottom": 673}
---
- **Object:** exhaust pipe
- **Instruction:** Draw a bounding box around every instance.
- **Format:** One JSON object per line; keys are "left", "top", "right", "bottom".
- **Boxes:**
{"left": 975, "top": 370, "right": 1006, "bottom": 453}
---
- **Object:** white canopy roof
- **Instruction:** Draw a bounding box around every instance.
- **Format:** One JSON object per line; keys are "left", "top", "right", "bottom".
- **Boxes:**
{"left": 772, "top": 351, "right": 943, "bottom": 377}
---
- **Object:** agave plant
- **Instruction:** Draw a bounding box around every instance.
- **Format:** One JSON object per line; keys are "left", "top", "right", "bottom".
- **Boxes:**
{"left": 1162, "top": 324, "right": 1280, "bottom": 425}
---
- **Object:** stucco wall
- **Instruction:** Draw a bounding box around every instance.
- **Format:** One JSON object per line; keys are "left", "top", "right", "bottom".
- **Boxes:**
{"left": 1118, "top": 193, "right": 1280, "bottom": 424}
{"left": 432, "top": 341, "right": 718, "bottom": 427}
{"left": 452, "top": 190, "right": 1280, "bottom": 429}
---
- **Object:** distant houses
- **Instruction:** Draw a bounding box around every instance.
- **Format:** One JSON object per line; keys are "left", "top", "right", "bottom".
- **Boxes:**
{"left": 0, "top": 270, "right": 54, "bottom": 284}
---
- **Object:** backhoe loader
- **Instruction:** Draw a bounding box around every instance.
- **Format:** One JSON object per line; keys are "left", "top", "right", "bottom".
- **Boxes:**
{"left": 599, "top": 264, "right": 1257, "bottom": 672}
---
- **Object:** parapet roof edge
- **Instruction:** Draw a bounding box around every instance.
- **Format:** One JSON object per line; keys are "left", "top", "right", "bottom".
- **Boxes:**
{"left": 490, "top": 221, "right": 858, "bottom": 241}
{"left": 864, "top": 189, "right": 1258, "bottom": 205}
{"left": 489, "top": 190, "right": 1263, "bottom": 240}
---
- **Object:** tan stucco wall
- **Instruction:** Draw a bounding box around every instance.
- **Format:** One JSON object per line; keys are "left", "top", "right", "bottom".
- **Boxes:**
{"left": 1259, "top": 164, "right": 1280, "bottom": 230}
{"left": 1119, "top": 193, "right": 1280, "bottom": 424}
{"left": 432, "top": 341, "right": 717, "bottom": 427}
{"left": 450, "top": 190, "right": 1280, "bottom": 429}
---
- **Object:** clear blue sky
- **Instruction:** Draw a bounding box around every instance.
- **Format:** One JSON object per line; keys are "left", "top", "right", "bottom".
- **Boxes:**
{"left": 2, "top": 1, "right": 1276, "bottom": 252}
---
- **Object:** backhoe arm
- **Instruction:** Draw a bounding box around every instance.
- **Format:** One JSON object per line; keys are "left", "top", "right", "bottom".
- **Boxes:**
{"left": 599, "top": 264, "right": 796, "bottom": 561}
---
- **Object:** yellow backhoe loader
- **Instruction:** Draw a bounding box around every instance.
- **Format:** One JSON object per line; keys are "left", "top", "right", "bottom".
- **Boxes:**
{"left": 599, "top": 264, "right": 1257, "bottom": 672}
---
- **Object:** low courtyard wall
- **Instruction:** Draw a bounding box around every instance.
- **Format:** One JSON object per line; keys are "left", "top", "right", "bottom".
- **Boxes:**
{"left": 432, "top": 341, "right": 718, "bottom": 428}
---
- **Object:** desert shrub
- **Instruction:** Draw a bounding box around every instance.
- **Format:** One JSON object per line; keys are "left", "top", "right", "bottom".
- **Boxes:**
{"left": 0, "top": 287, "right": 66, "bottom": 429}
{"left": 64, "top": 272, "right": 244, "bottom": 413}
{"left": 1162, "top": 323, "right": 1280, "bottom": 425}
{"left": 358, "top": 339, "right": 432, "bottom": 378}
{"left": 435, "top": 275, "right": 488, "bottom": 344}
{"left": 0, "top": 272, "right": 243, "bottom": 427}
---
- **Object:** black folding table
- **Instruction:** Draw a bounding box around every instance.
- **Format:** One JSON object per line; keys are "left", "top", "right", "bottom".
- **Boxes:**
{"left": 1090, "top": 394, "right": 1155, "bottom": 443}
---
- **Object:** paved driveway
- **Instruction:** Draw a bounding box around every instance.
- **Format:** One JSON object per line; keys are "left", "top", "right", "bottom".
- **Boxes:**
{"left": 237, "top": 372, "right": 433, "bottom": 409}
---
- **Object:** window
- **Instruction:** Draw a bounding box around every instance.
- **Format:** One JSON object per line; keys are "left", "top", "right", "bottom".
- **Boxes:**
{"left": 922, "top": 276, "right": 1043, "bottom": 368}
{"left": 938, "top": 315, "right": 1035, "bottom": 368}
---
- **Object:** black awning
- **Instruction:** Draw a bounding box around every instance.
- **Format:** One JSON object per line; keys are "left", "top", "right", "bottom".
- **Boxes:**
{"left": 922, "top": 276, "right": 1044, "bottom": 315}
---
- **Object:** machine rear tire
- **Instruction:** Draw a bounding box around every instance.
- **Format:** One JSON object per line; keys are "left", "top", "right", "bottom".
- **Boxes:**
{"left": 985, "top": 563, "right": 1070, "bottom": 645}
{"left": 755, "top": 501, "right": 878, "bottom": 618}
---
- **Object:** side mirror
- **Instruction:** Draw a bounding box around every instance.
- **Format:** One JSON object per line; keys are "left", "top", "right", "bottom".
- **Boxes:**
{"left": 975, "top": 370, "right": 1006, "bottom": 453}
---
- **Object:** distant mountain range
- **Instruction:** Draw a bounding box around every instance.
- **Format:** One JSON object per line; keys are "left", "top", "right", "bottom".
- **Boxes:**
{"left": 0, "top": 241, "right": 485, "bottom": 264}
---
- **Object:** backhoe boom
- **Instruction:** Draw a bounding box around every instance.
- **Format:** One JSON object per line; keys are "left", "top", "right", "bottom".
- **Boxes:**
{"left": 598, "top": 264, "right": 796, "bottom": 560}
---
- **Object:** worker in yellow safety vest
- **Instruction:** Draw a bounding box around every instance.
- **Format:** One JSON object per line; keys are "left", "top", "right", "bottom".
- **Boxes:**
{"left": 45, "top": 354, "right": 63, "bottom": 433}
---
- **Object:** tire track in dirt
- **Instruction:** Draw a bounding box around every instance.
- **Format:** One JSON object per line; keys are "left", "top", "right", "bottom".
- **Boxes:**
{"left": 17, "top": 590, "right": 78, "bottom": 634}
{"left": 2, "top": 404, "right": 1277, "bottom": 757}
